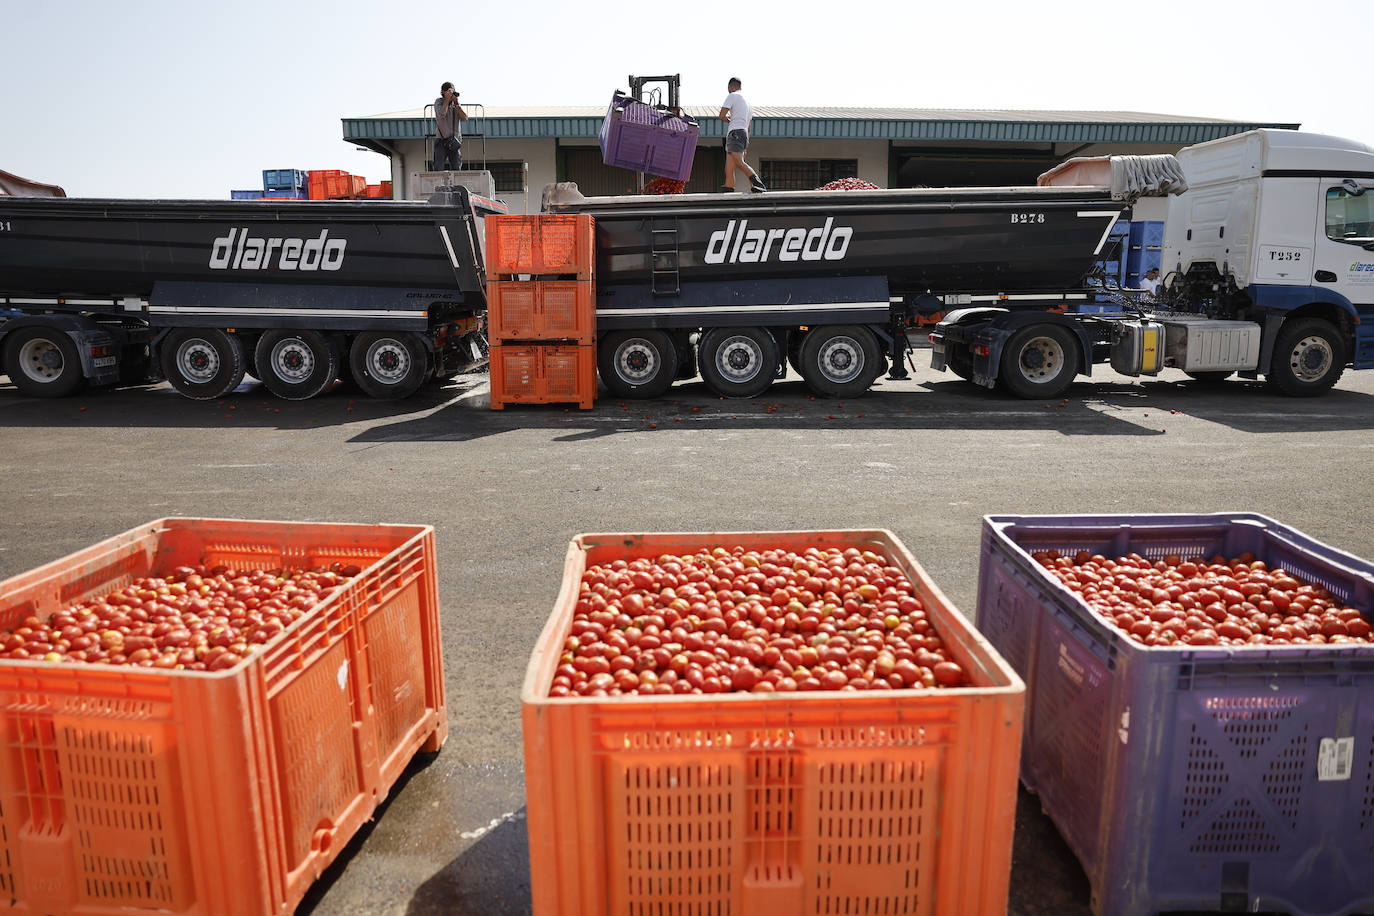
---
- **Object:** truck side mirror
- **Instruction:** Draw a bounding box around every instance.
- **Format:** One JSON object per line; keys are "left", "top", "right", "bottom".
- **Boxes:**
{"left": 1341, "top": 179, "right": 1366, "bottom": 197}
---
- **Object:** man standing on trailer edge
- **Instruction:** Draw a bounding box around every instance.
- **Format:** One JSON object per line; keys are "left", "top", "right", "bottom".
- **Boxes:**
{"left": 435, "top": 81, "right": 467, "bottom": 172}
{"left": 720, "top": 78, "right": 766, "bottom": 194}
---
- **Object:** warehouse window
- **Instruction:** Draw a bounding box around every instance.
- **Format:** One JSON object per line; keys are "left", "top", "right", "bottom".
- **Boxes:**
{"left": 761, "top": 159, "right": 858, "bottom": 191}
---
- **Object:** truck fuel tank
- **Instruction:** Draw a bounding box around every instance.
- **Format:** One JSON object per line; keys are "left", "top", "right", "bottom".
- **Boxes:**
{"left": 1110, "top": 320, "right": 1165, "bottom": 376}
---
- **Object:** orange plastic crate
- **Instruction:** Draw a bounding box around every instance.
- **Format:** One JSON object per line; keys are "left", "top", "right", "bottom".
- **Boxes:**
{"left": 0, "top": 518, "right": 446, "bottom": 916}
{"left": 307, "top": 170, "right": 354, "bottom": 201}
{"left": 521, "top": 530, "right": 1025, "bottom": 916}
{"left": 380, "top": 179, "right": 392, "bottom": 197}
{"left": 489, "top": 343, "right": 595, "bottom": 409}
{"left": 485, "top": 214, "right": 595, "bottom": 278}
{"left": 350, "top": 175, "right": 366, "bottom": 198}
{"left": 488, "top": 280, "right": 595, "bottom": 344}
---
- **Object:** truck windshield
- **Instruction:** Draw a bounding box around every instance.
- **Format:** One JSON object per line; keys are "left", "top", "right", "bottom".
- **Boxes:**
{"left": 1325, "top": 186, "right": 1374, "bottom": 243}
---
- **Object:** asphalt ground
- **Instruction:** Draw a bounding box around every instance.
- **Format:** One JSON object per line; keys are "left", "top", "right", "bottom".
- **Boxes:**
{"left": 2, "top": 360, "right": 1372, "bottom": 916}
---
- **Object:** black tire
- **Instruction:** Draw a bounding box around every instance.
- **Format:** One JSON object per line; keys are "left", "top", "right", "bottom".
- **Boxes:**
{"left": 998, "top": 324, "right": 1080, "bottom": 399}
{"left": 160, "top": 329, "right": 246, "bottom": 400}
{"left": 597, "top": 330, "right": 679, "bottom": 399}
{"left": 945, "top": 344, "right": 975, "bottom": 381}
{"left": 2, "top": 326, "right": 86, "bottom": 397}
{"left": 1264, "top": 318, "right": 1346, "bottom": 397}
{"left": 698, "top": 327, "right": 778, "bottom": 399}
{"left": 1185, "top": 370, "right": 1232, "bottom": 384}
{"left": 799, "top": 325, "right": 881, "bottom": 398}
{"left": 349, "top": 331, "right": 431, "bottom": 400}
{"left": 254, "top": 330, "right": 341, "bottom": 400}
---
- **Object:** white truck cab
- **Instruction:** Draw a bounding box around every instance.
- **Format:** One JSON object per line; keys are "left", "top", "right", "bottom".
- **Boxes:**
{"left": 1163, "top": 130, "right": 1374, "bottom": 392}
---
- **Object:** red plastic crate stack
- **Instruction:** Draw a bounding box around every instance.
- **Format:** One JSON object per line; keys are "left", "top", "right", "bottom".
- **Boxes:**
{"left": 484, "top": 215, "right": 596, "bottom": 410}
{"left": 308, "top": 169, "right": 356, "bottom": 200}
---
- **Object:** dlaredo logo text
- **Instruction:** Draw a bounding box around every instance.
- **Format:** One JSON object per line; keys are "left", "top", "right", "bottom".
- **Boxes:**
{"left": 1350, "top": 262, "right": 1374, "bottom": 272}
{"left": 704, "top": 217, "right": 853, "bottom": 265}
{"left": 209, "top": 228, "right": 347, "bottom": 271}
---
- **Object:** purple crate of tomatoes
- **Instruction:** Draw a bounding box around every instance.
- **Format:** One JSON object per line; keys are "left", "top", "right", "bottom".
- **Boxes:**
{"left": 599, "top": 91, "right": 699, "bottom": 182}
{"left": 975, "top": 512, "right": 1374, "bottom": 916}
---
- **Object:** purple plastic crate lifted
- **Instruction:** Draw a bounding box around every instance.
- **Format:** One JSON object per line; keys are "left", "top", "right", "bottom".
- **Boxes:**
{"left": 599, "top": 91, "right": 699, "bottom": 182}
{"left": 976, "top": 513, "right": 1374, "bottom": 916}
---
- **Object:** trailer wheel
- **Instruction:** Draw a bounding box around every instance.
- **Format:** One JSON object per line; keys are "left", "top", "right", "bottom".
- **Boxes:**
{"left": 350, "top": 331, "right": 430, "bottom": 399}
{"left": 1265, "top": 318, "right": 1346, "bottom": 397}
{"left": 598, "top": 330, "right": 679, "bottom": 399}
{"left": 2, "top": 327, "right": 86, "bottom": 398}
{"left": 799, "top": 325, "right": 880, "bottom": 398}
{"left": 160, "top": 329, "right": 246, "bottom": 400}
{"left": 999, "top": 325, "right": 1079, "bottom": 399}
{"left": 255, "top": 330, "right": 341, "bottom": 400}
{"left": 699, "top": 327, "right": 778, "bottom": 399}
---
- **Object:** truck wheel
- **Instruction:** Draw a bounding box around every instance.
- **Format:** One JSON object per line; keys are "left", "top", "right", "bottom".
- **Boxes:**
{"left": 1265, "top": 318, "right": 1346, "bottom": 397}
{"left": 999, "top": 325, "right": 1079, "bottom": 399}
{"left": 255, "top": 330, "right": 341, "bottom": 400}
{"left": 699, "top": 327, "right": 778, "bottom": 399}
{"left": 2, "top": 327, "right": 86, "bottom": 397}
{"left": 799, "top": 325, "right": 880, "bottom": 398}
{"left": 160, "top": 329, "right": 246, "bottom": 400}
{"left": 597, "top": 330, "right": 678, "bottom": 399}
{"left": 350, "top": 331, "right": 430, "bottom": 399}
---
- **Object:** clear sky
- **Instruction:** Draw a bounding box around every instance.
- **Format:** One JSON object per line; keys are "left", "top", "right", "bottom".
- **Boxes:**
{"left": 4, "top": 0, "right": 1369, "bottom": 199}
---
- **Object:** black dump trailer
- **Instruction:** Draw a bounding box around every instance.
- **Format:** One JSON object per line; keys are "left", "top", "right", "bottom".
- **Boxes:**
{"left": 0, "top": 188, "right": 503, "bottom": 399}
{"left": 543, "top": 181, "right": 1134, "bottom": 399}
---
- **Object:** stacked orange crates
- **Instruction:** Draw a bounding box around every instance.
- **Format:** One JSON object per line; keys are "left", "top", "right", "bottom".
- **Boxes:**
{"left": 485, "top": 214, "right": 597, "bottom": 410}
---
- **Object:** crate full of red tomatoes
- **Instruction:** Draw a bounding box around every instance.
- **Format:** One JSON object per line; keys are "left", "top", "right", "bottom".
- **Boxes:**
{"left": 521, "top": 529, "right": 1025, "bottom": 916}
{"left": 976, "top": 512, "right": 1374, "bottom": 916}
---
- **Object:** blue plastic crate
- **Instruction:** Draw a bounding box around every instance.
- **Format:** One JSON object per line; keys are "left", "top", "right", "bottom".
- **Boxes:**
{"left": 261, "top": 188, "right": 307, "bottom": 199}
{"left": 1128, "top": 219, "right": 1165, "bottom": 248}
{"left": 976, "top": 513, "right": 1374, "bottom": 916}
{"left": 1126, "top": 247, "right": 1163, "bottom": 274}
{"left": 262, "top": 168, "right": 307, "bottom": 191}
{"left": 1108, "top": 219, "right": 1131, "bottom": 237}
{"left": 230, "top": 190, "right": 262, "bottom": 200}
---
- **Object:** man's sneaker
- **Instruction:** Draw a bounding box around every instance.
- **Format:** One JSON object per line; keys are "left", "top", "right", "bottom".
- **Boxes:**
{"left": 749, "top": 176, "right": 767, "bottom": 192}
{"left": 719, "top": 185, "right": 736, "bottom": 193}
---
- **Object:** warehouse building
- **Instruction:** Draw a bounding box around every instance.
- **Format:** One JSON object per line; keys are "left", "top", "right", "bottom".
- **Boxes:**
{"left": 342, "top": 104, "right": 1297, "bottom": 216}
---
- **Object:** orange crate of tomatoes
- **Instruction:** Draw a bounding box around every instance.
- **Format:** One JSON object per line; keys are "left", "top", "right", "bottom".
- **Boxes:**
{"left": 521, "top": 529, "right": 1025, "bottom": 916}
{"left": 487, "top": 280, "right": 595, "bottom": 344}
{"left": 490, "top": 343, "right": 595, "bottom": 409}
{"left": 486, "top": 214, "right": 594, "bottom": 278}
{"left": 0, "top": 517, "right": 446, "bottom": 916}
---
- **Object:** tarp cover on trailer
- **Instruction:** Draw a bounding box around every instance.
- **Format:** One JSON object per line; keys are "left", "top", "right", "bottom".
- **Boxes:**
{"left": 0, "top": 169, "right": 66, "bottom": 198}
{"left": 1038, "top": 155, "right": 1187, "bottom": 200}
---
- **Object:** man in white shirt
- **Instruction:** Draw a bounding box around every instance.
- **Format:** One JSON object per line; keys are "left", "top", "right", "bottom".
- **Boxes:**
{"left": 1139, "top": 267, "right": 1160, "bottom": 297}
{"left": 719, "top": 78, "right": 766, "bottom": 193}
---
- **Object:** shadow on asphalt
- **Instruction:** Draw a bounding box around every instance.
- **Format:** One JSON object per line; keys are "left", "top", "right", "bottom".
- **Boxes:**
{"left": 3, "top": 373, "right": 1372, "bottom": 444}
{"left": 296, "top": 750, "right": 448, "bottom": 916}
{"left": 405, "top": 812, "right": 532, "bottom": 916}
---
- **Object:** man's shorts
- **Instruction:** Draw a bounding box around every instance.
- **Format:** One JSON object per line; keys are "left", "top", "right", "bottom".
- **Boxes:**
{"left": 725, "top": 129, "right": 749, "bottom": 153}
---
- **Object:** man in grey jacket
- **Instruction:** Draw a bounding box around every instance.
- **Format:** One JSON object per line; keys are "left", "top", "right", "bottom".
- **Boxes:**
{"left": 435, "top": 81, "right": 468, "bottom": 171}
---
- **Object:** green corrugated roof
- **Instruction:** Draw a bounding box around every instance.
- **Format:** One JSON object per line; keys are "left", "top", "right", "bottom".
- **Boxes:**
{"left": 342, "top": 105, "right": 1299, "bottom": 145}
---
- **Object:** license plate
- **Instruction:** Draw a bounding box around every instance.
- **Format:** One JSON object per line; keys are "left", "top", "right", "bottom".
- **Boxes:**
{"left": 93, "top": 356, "right": 116, "bottom": 368}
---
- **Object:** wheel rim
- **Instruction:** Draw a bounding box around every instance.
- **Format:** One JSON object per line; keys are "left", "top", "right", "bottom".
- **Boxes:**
{"left": 816, "top": 336, "right": 864, "bottom": 384}
{"left": 269, "top": 338, "right": 315, "bottom": 383}
{"left": 17, "top": 337, "right": 64, "bottom": 383}
{"left": 175, "top": 338, "right": 220, "bottom": 382}
{"left": 714, "top": 335, "right": 764, "bottom": 384}
{"left": 613, "top": 338, "right": 660, "bottom": 384}
{"left": 365, "top": 339, "right": 411, "bottom": 383}
{"left": 1016, "top": 336, "right": 1065, "bottom": 383}
{"left": 1288, "top": 335, "right": 1333, "bottom": 383}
